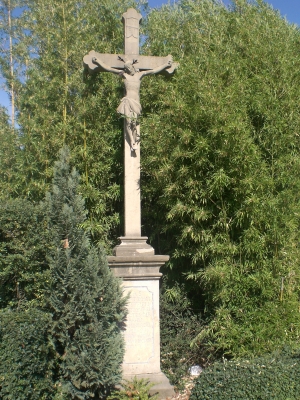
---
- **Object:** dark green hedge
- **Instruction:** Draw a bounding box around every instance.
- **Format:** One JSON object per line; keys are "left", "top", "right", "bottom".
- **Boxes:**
{"left": 190, "top": 348, "right": 300, "bottom": 400}
{"left": 160, "top": 282, "right": 206, "bottom": 389}
{"left": 0, "top": 308, "right": 56, "bottom": 400}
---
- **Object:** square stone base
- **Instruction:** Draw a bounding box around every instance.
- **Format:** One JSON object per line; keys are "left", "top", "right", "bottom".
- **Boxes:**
{"left": 108, "top": 238, "right": 174, "bottom": 399}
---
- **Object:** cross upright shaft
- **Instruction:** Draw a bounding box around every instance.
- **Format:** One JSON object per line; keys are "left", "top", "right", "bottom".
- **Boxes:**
{"left": 122, "top": 8, "right": 141, "bottom": 56}
{"left": 83, "top": 8, "right": 177, "bottom": 240}
{"left": 122, "top": 8, "right": 142, "bottom": 237}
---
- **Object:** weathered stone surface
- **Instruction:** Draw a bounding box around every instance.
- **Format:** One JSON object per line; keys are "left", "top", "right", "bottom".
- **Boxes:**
{"left": 122, "top": 281, "right": 158, "bottom": 372}
{"left": 83, "top": 51, "right": 177, "bottom": 74}
{"left": 109, "top": 250, "right": 173, "bottom": 397}
{"left": 109, "top": 258, "right": 174, "bottom": 399}
{"left": 112, "top": 237, "right": 154, "bottom": 256}
{"left": 122, "top": 8, "right": 142, "bottom": 55}
{"left": 108, "top": 255, "right": 168, "bottom": 282}
{"left": 123, "top": 140, "right": 141, "bottom": 236}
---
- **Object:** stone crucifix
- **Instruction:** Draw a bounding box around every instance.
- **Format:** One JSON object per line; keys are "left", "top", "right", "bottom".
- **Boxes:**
{"left": 83, "top": 8, "right": 178, "bottom": 239}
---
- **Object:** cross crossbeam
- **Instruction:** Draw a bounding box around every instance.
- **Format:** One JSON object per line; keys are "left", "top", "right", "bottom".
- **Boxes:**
{"left": 84, "top": 51, "right": 176, "bottom": 74}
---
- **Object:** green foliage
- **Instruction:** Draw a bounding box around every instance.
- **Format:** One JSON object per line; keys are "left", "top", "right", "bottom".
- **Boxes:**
{"left": 160, "top": 282, "right": 207, "bottom": 389}
{"left": 108, "top": 378, "right": 158, "bottom": 400}
{"left": 141, "top": 0, "right": 300, "bottom": 357}
{"left": 9, "top": 0, "right": 137, "bottom": 249}
{"left": 0, "top": 197, "right": 50, "bottom": 309}
{"left": 45, "top": 146, "right": 127, "bottom": 399}
{"left": 190, "top": 347, "right": 300, "bottom": 400}
{"left": 2, "top": 0, "right": 300, "bottom": 365}
{"left": 0, "top": 308, "right": 56, "bottom": 400}
{"left": 0, "top": 146, "right": 128, "bottom": 399}
{"left": 0, "top": 107, "right": 20, "bottom": 195}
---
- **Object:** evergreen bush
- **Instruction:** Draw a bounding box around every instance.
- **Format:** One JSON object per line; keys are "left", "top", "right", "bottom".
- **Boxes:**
{"left": 45, "top": 146, "right": 127, "bottom": 399}
{"left": 0, "top": 308, "right": 56, "bottom": 400}
{"left": 0, "top": 198, "right": 50, "bottom": 309}
{"left": 190, "top": 347, "right": 300, "bottom": 400}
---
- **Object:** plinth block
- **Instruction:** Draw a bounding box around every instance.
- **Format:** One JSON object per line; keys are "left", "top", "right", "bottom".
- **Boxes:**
{"left": 112, "top": 236, "right": 155, "bottom": 256}
{"left": 108, "top": 254, "right": 169, "bottom": 279}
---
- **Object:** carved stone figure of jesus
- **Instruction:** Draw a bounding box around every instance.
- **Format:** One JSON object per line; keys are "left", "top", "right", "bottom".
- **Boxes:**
{"left": 92, "top": 55, "right": 173, "bottom": 151}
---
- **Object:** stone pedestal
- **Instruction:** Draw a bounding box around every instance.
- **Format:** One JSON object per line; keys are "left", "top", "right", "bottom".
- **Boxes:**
{"left": 108, "top": 237, "right": 174, "bottom": 399}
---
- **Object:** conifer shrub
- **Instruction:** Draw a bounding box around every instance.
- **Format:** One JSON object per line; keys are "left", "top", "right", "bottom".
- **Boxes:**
{"left": 190, "top": 348, "right": 300, "bottom": 400}
{"left": 0, "top": 198, "right": 50, "bottom": 309}
{"left": 0, "top": 308, "right": 56, "bottom": 400}
{"left": 45, "top": 146, "right": 127, "bottom": 399}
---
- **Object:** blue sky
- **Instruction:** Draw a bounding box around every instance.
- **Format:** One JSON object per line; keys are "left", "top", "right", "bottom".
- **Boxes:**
{"left": 148, "top": 0, "right": 300, "bottom": 21}
{"left": 147, "top": 0, "right": 300, "bottom": 23}
{"left": 1, "top": 0, "right": 300, "bottom": 117}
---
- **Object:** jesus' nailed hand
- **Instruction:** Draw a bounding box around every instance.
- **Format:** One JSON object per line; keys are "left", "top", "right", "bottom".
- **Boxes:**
{"left": 92, "top": 55, "right": 173, "bottom": 151}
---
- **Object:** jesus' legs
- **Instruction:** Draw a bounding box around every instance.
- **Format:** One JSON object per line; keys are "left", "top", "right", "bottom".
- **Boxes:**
{"left": 126, "top": 119, "right": 139, "bottom": 150}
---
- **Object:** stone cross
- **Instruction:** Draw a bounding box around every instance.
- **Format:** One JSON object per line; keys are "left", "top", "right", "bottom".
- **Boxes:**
{"left": 83, "top": 8, "right": 177, "bottom": 241}
{"left": 83, "top": 11, "right": 177, "bottom": 396}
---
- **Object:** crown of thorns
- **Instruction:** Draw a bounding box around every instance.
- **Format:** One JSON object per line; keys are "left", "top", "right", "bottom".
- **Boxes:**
{"left": 118, "top": 56, "right": 138, "bottom": 65}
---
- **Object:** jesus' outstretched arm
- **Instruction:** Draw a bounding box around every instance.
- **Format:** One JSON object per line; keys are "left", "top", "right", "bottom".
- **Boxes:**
{"left": 140, "top": 56, "right": 173, "bottom": 78}
{"left": 92, "top": 57, "right": 121, "bottom": 75}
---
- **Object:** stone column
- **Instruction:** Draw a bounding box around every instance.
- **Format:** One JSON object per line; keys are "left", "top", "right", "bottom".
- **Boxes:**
{"left": 123, "top": 125, "right": 141, "bottom": 237}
